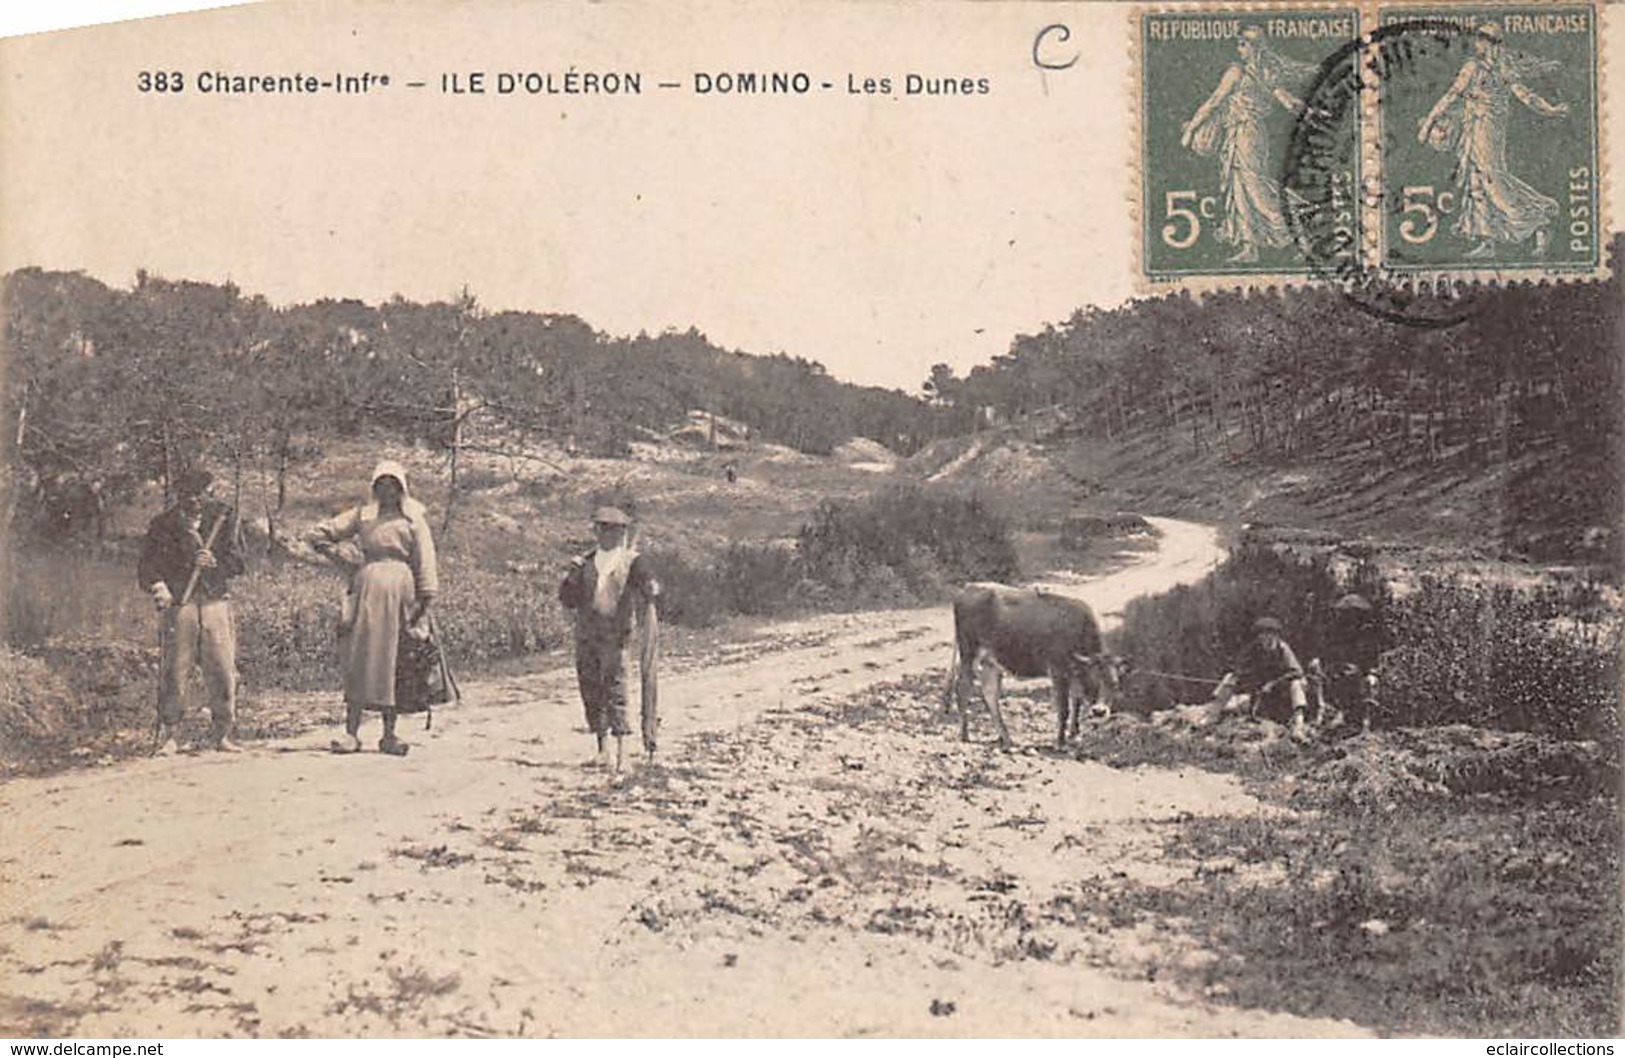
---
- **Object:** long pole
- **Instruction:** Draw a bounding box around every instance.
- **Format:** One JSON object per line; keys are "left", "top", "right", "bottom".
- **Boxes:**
{"left": 178, "top": 511, "right": 227, "bottom": 609}
{"left": 153, "top": 618, "right": 167, "bottom": 742}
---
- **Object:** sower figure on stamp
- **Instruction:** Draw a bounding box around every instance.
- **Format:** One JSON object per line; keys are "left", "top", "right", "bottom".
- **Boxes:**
{"left": 1417, "top": 22, "right": 1569, "bottom": 260}
{"left": 138, "top": 466, "right": 246, "bottom": 756}
{"left": 558, "top": 505, "right": 660, "bottom": 772}
{"left": 1179, "top": 25, "right": 1317, "bottom": 264}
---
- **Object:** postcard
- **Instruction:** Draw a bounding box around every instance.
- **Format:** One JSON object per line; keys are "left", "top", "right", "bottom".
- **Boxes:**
{"left": 1, "top": 0, "right": 1620, "bottom": 1041}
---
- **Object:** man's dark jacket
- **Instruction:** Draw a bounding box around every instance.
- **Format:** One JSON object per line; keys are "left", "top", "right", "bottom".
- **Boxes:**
{"left": 136, "top": 499, "right": 245, "bottom": 602}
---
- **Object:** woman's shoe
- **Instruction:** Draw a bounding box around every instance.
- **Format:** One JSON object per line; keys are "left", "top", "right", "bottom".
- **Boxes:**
{"left": 329, "top": 735, "right": 361, "bottom": 755}
{"left": 379, "top": 737, "right": 410, "bottom": 757}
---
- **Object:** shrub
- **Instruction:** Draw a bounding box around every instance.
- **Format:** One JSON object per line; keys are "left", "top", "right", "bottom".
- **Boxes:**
{"left": 644, "top": 543, "right": 803, "bottom": 628}
{"left": 797, "top": 486, "right": 1019, "bottom": 590}
{"left": 714, "top": 543, "right": 802, "bottom": 616}
{"left": 645, "top": 489, "right": 1019, "bottom": 628}
{"left": 5, "top": 546, "right": 150, "bottom": 650}
{"left": 641, "top": 549, "right": 730, "bottom": 629}
{"left": 1381, "top": 576, "right": 1621, "bottom": 742}
{"left": 1117, "top": 535, "right": 1621, "bottom": 743}
{"left": 1116, "top": 581, "right": 1226, "bottom": 713}
{"left": 1117, "top": 539, "right": 1387, "bottom": 713}
{"left": 435, "top": 560, "right": 570, "bottom": 666}
{"left": 234, "top": 561, "right": 345, "bottom": 693}
{"left": 0, "top": 648, "right": 76, "bottom": 755}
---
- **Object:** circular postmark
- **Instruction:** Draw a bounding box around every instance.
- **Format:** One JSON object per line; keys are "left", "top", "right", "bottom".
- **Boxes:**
{"left": 1284, "top": 18, "right": 1502, "bottom": 327}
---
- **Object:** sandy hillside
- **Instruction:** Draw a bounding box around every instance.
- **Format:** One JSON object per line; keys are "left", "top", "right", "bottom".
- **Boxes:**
{"left": 0, "top": 519, "right": 1369, "bottom": 1038}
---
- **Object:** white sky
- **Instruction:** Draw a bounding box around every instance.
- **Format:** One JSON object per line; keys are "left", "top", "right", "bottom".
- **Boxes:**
{"left": 2, "top": 2, "right": 1621, "bottom": 393}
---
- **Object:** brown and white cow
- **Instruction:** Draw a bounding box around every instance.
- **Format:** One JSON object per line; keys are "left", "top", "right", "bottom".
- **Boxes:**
{"left": 946, "top": 582, "right": 1129, "bottom": 749}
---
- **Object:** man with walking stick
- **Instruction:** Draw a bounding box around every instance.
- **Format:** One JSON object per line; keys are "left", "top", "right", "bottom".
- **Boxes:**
{"left": 138, "top": 466, "right": 246, "bottom": 755}
{"left": 558, "top": 505, "right": 660, "bottom": 772}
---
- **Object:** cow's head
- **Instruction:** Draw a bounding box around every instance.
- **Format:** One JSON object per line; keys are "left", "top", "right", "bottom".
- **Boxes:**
{"left": 1071, "top": 653, "right": 1132, "bottom": 719}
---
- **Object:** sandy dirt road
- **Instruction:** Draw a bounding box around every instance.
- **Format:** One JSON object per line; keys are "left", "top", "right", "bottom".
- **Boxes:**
{"left": 0, "top": 518, "right": 1372, "bottom": 1038}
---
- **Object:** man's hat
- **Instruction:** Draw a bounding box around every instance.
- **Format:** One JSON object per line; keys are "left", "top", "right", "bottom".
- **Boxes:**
{"left": 592, "top": 506, "right": 631, "bottom": 527}
{"left": 174, "top": 467, "right": 213, "bottom": 497}
{"left": 1334, "top": 593, "right": 1373, "bottom": 612}
{"left": 1253, "top": 616, "right": 1283, "bottom": 633}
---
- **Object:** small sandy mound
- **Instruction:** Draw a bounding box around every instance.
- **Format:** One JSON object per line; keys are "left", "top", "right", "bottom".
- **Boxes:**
{"left": 833, "top": 438, "right": 897, "bottom": 465}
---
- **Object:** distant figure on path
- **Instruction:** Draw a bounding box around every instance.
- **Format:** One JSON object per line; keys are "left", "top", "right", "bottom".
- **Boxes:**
{"left": 310, "top": 460, "right": 439, "bottom": 757}
{"left": 558, "top": 506, "right": 660, "bottom": 771}
{"left": 138, "top": 466, "right": 246, "bottom": 756}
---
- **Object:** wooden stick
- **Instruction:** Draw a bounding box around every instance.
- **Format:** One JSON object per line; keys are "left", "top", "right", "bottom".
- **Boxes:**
{"left": 153, "top": 509, "right": 225, "bottom": 740}
{"left": 177, "top": 510, "right": 228, "bottom": 609}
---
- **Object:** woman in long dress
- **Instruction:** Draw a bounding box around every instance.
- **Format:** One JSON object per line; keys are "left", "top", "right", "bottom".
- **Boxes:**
{"left": 311, "top": 460, "right": 439, "bottom": 756}
{"left": 1180, "top": 27, "right": 1316, "bottom": 263}
{"left": 1417, "top": 23, "right": 1569, "bottom": 259}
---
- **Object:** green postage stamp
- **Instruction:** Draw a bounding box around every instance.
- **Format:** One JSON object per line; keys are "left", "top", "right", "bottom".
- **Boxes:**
{"left": 1375, "top": 6, "right": 1600, "bottom": 274}
{"left": 1139, "top": 2, "right": 1603, "bottom": 285}
{"left": 1140, "top": 8, "right": 1363, "bottom": 281}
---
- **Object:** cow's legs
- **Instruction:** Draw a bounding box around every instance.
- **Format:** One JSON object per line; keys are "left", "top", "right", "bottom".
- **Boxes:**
{"left": 952, "top": 638, "right": 980, "bottom": 741}
{"left": 976, "top": 654, "right": 1011, "bottom": 748}
{"left": 955, "top": 655, "right": 975, "bottom": 742}
{"left": 1051, "top": 672, "right": 1073, "bottom": 749}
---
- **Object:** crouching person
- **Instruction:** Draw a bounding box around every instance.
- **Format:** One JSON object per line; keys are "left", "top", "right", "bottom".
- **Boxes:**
{"left": 558, "top": 506, "right": 660, "bottom": 772}
{"left": 1325, "top": 592, "right": 1382, "bottom": 735}
{"left": 1229, "top": 616, "right": 1309, "bottom": 741}
{"left": 138, "top": 467, "right": 246, "bottom": 755}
